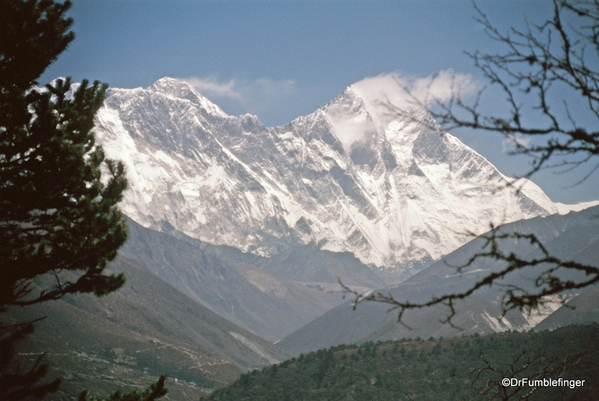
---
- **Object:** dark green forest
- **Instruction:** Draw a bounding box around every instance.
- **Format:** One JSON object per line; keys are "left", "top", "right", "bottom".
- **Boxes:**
{"left": 204, "top": 324, "right": 599, "bottom": 401}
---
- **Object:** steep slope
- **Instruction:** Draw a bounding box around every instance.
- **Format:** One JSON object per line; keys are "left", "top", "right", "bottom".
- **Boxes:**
{"left": 534, "top": 287, "right": 599, "bottom": 331}
{"left": 94, "top": 76, "right": 558, "bottom": 281}
{"left": 279, "top": 205, "right": 599, "bottom": 355}
{"left": 206, "top": 325, "right": 599, "bottom": 401}
{"left": 119, "top": 219, "right": 347, "bottom": 342}
{"left": 157, "top": 220, "right": 385, "bottom": 290}
{"left": 8, "top": 256, "right": 290, "bottom": 400}
{"left": 534, "top": 230, "right": 599, "bottom": 330}
{"left": 256, "top": 244, "right": 385, "bottom": 289}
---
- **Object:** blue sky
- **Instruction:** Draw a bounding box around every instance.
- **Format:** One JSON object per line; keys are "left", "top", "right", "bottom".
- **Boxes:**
{"left": 40, "top": 0, "right": 598, "bottom": 204}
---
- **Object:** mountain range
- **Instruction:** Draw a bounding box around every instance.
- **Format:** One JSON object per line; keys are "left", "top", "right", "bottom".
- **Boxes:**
{"left": 94, "top": 76, "right": 574, "bottom": 282}
{"left": 91, "top": 75, "right": 598, "bottom": 347}
{"left": 118, "top": 218, "right": 349, "bottom": 342}
{"left": 7, "top": 256, "right": 289, "bottom": 400}
{"left": 23, "top": 76, "right": 598, "bottom": 400}
{"left": 279, "top": 205, "right": 599, "bottom": 355}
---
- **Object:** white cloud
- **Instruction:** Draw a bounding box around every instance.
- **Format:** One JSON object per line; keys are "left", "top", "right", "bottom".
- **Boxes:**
{"left": 412, "top": 69, "right": 481, "bottom": 105}
{"left": 326, "top": 107, "right": 377, "bottom": 154}
{"left": 183, "top": 76, "right": 242, "bottom": 100}
{"left": 180, "top": 71, "right": 480, "bottom": 137}
{"left": 352, "top": 70, "right": 482, "bottom": 112}
{"left": 502, "top": 133, "right": 533, "bottom": 153}
{"left": 181, "top": 75, "right": 296, "bottom": 115}
{"left": 328, "top": 70, "right": 481, "bottom": 152}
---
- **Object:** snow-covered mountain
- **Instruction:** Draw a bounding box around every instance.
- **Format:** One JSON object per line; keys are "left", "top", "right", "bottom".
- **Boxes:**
{"left": 94, "top": 76, "right": 560, "bottom": 280}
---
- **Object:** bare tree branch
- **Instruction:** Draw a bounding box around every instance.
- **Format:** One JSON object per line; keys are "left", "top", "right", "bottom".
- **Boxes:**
{"left": 426, "top": 0, "right": 599, "bottom": 180}
{"left": 341, "top": 222, "right": 599, "bottom": 327}
{"left": 470, "top": 347, "right": 583, "bottom": 400}
{"left": 343, "top": 0, "right": 599, "bottom": 329}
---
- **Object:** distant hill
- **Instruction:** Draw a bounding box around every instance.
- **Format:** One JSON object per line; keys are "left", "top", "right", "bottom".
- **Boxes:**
{"left": 205, "top": 324, "right": 599, "bottom": 401}
{"left": 8, "top": 256, "right": 289, "bottom": 400}
{"left": 279, "top": 205, "right": 599, "bottom": 355}
{"left": 535, "top": 287, "right": 599, "bottom": 331}
{"left": 119, "top": 218, "right": 349, "bottom": 342}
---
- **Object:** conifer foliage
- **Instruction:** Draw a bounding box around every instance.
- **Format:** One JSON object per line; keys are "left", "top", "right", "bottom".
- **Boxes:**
{"left": 205, "top": 325, "right": 599, "bottom": 401}
{"left": 0, "top": 1, "right": 163, "bottom": 400}
{"left": 0, "top": 0, "right": 127, "bottom": 311}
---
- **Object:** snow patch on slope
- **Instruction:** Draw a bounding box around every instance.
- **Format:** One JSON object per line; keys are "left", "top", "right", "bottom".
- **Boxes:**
{"left": 229, "top": 332, "right": 280, "bottom": 365}
{"left": 93, "top": 76, "right": 571, "bottom": 279}
{"left": 555, "top": 200, "right": 599, "bottom": 215}
{"left": 481, "top": 296, "right": 564, "bottom": 333}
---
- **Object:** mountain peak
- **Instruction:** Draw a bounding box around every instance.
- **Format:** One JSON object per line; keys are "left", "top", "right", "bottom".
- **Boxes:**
{"left": 320, "top": 77, "right": 444, "bottom": 158}
{"left": 94, "top": 75, "right": 563, "bottom": 281}
{"left": 149, "top": 77, "right": 229, "bottom": 119}
{"left": 348, "top": 74, "right": 443, "bottom": 134}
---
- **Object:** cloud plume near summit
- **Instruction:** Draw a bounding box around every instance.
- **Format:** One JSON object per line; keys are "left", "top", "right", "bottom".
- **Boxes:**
{"left": 181, "top": 71, "right": 479, "bottom": 129}
{"left": 352, "top": 70, "right": 481, "bottom": 111}
{"left": 328, "top": 70, "right": 481, "bottom": 154}
{"left": 94, "top": 76, "right": 561, "bottom": 281}
{"left": 182, "top": 75, "right": 296, "bottom": 116}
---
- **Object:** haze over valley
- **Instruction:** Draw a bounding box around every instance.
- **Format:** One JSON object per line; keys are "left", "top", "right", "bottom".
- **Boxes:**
{"left": 8, "top": 2, "right": 599, "bottom": 399}
{"left": 15, "top": 76, "right": 598, "bottom": 400}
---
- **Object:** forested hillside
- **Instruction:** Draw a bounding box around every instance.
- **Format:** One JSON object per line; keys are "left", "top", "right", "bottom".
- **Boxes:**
{"left": 205, "top": 324, "right": 599, "bottom": 401}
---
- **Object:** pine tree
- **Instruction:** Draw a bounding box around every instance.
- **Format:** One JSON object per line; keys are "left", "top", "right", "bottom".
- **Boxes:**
{"left": 0, "top": 0, "right": 127, "bottom": 312}
{"left": 0, "top": 1, "right": 163, "bottom": 399}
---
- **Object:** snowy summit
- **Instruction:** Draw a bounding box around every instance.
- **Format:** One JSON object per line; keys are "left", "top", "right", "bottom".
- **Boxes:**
{"left": 94, "top": 75, "right": 571, "bottom": 280}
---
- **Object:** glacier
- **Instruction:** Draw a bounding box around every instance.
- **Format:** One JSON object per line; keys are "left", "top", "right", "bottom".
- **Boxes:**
{"left": 94, "top": 76, "right": 563, "bottom": 281}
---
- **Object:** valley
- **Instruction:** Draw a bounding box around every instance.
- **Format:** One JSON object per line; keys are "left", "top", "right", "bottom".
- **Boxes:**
{"left": 10, "top": 77, "right": 599, "bottom": 400}
{"left": 204, "top": 324, "right": 599, "bottom": 401}
{"left": 5, "top": 1, "right": 599, "bottom": 399}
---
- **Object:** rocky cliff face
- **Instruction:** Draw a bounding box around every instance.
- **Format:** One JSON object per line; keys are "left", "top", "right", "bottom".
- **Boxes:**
{"left": 95, "top": 77, "right": 557, "bottom": 280}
